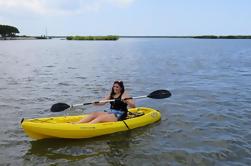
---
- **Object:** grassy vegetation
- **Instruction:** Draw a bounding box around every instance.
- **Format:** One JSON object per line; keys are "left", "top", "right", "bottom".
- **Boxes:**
{"left": 193, "top": 35, "right": 251, "bottom": 39}
{"left": 66, "top": 35, "right": 119, "bottom": 40}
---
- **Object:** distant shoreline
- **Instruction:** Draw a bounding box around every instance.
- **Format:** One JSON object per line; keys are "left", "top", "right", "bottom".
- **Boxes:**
{"left": 66, "top": 35, "right": 119, "bottom": 40}
{"left": 192, "top": 35, "right": 251, "bottom": 39}
{"left": 61, "top": 35, "right": 251, "bottom": 39}
{"left": 121, "top": 35, "right": 251, "bottom": 39}
{"left": 1, "top": 35, "right": 251, "bottom": 40}
{"left": 0, "top": 36, "right": 51, "bottom": 40}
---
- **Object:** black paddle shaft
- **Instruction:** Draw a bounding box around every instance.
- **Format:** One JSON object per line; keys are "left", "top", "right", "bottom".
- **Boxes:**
{"left": 50, "top": 89, "right": 171, "bottom": 112}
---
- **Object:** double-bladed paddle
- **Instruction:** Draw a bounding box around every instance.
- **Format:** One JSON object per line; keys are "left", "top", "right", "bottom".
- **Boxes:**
{"left": 50, "top": 89, "right": 171, "bottom": 112}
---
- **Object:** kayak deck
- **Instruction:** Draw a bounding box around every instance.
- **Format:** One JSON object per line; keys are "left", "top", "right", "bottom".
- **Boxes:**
{"left": 21, "top": 107, "right": 161, "bottom": 140}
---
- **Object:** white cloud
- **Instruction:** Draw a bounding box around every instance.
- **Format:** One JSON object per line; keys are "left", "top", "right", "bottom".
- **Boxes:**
{"left": 108, "top": 0, "right": 135, "bottom": 7}
{"left": 0, "top": 0, "right": 45, "bottom": 13}
{"left": 0, "top": 0, "right": 135, "bottom": 15}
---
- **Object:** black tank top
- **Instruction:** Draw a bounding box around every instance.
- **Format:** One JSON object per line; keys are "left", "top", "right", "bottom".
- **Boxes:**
{"left": 110, "top": 93, "right": 128, "bottom": 115}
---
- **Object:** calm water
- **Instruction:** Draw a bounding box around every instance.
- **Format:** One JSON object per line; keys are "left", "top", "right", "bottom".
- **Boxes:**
{"left": 0, "top": 38, "right": 251, "bottom": 165}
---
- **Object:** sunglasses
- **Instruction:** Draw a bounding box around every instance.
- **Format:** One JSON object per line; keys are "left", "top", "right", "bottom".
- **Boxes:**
{"left": 114, "top": 80, "right": 123, "bottom": 84}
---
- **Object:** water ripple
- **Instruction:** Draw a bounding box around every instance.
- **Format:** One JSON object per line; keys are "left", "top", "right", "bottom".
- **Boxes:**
{"left": 1, "top": 38, "right": 251, "bottom": 165}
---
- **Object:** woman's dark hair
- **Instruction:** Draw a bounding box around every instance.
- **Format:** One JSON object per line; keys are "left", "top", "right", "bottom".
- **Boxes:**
{"left": 110, "top": 80, "right": 125, "bottom": 99}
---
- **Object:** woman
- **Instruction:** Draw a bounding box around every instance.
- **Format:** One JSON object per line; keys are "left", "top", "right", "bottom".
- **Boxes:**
{"left": 75, "top": 80, "right": 136, "bottom": 124}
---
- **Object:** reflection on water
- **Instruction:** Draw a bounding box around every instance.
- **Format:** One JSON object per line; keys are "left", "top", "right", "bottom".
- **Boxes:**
{"left": 23, "top": 124, "right": 156, "bottom": 166}
{"left": 0, "top": 38, "right": 251, "bottom": 165}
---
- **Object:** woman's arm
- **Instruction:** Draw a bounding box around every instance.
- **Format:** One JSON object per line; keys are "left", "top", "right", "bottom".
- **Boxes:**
{"left": 122, "top": 91, "right": 136, "bottom": 108}
{"left": 94, "top": 95, "right": 110, "bottom": 106}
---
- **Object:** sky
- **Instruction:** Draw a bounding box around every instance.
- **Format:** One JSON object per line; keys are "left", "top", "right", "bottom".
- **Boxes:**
{"left": 0, "top": 0, "right": 250, "bottom": 36}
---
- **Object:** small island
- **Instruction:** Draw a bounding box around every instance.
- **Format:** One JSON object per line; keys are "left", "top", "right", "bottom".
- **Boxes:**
{"left": 66, "top": 35, "right": 119, "bottom": 40}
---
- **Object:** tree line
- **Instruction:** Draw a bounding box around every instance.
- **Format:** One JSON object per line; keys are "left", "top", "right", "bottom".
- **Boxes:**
{"left": 66, "top": 35, "right": 119, "bottom": 40}
{"left": 0, "top": 24, "right": 20, "bottom": 37}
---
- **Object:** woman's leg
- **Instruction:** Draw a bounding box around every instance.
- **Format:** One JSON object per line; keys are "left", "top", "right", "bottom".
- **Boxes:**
{"left": 89, "top": 114, "right": 117, "bottom": 124}
{"left": 76, "top": 112, "right": 106, "bottom": 123}
{"left": 78, "top": 114, "right": 96, "bottom": 123}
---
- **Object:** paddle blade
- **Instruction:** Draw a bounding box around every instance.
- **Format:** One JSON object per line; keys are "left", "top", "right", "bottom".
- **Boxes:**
{"left": 147, "top": 90, "right": 171, "bottom": 99}
{"left": 50, "top": 103, "right": 70, "bottom": 112}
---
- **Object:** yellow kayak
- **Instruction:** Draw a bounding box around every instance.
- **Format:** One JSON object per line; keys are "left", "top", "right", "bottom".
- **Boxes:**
{"left": 21, "top": 107, "right": 161, "bottom": 140}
